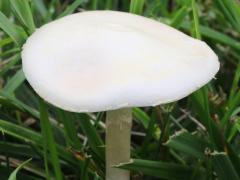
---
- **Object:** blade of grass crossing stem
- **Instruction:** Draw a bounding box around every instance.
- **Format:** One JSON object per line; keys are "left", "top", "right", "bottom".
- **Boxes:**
{"left": 8, "top": 158, "right": 32, "bottom": 180}
{"left": 39, "top": 99, "right": 63, "bottom": 180}
{"left": 58, "top": 0, "right": 85, "bottom": 18}
{"left": 211, "top": 152, "right": 240, "bottom": 180}
{"left": 0, "top": 11, "right": 27, "bottom": 46}
{"left": 9, "top": 0, "right": 35, "bottom": 33}
{"left": 3, "top": 69, "right": 25, "bottom": 95}
{"left": 130, "top": 0, "right": 145, "bottom": 14}
{"left": 116, "top": 159, "right": 206, "bottom": 179}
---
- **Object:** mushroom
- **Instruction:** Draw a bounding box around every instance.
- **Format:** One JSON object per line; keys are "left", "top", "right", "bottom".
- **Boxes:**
{"left": 21, "top": 11, "right": 219, "bottom": 180}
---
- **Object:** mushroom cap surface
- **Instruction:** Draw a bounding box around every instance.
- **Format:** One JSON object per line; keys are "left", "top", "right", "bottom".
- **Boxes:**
{"left": 22, "top": 10, "right": 219, "bottom": 112}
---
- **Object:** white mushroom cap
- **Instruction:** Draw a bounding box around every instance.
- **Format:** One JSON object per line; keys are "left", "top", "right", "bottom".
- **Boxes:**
{"left": 22, "top": 10, "right": 219, "bottom": 112}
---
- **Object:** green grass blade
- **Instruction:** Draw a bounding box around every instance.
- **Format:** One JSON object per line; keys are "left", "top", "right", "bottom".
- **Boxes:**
{"left": 58, "top": 0, "right": 85, "bottom": 18}
{"left": 188, "top": 0, "right": 223, "bottom": 151}
{"left": 42, "top": 127, "right": 51, "bottom": 180}
{"left": 221, "top": 91, "right": 240, "bottom": 126}
{"left": 0, "top": 166, "right": 41, "bottom": 180}
{"left": 170, "top": 5, "right": 189, "bottom": 28}
{"left": 32, "top": 0, "right": 48, "bottom": 20}
{"left": 227, "top": 118, "right": 240, "bottom": 142}
{"left": 214, "top": 0, "right": 240, "bottom": 32}
{"left": 117, "top": 159, "right": 206, "bottom": 179}
{"left": 0, "top": 0, "right": 11, "bottom": 16}
{"left": 180, "top": 22, "right": 240, "bottom": 50}
{"left": 0, "top": 92, "right": 39, "bottom": 118}
{"left": 200, "top": 26, "right": 240, "bottom": 50}
{"left": 56, "top": 109, "right": 82, "bottom": 150}
{"left": 229, "top": 63, "right": 240, "bottom": 101}
{"left": 0, "top": 141, "right": 34, "bottom": 157}
{"left": 191, "top": 0, "right": 201, "bottom": 39}
{"left": 138, "top": 110, "right": 158, "bottom": 157}
{"left": 214, "top": 0, "right": 239, "bottom": 31}
{"left": 0, "top": 47, "right": 20, "bottom": 58}
{"left": 89, "top": 0, "right": 97, "bottom": 10}
{"left": 8, "top": 158, "right": 32, "bottom": 180}
{"left": 81, "top": 157, "right": 90, "bottom": 180}
{"left": 105, "top": 0, "right": 113, "bottom": 10}
{"left": 0, "top": 119, "right": 42, "bottom": 143}
{"left": 133, "top": 108, "right": 150, "bottom": 129}
{"left": 39, "top": 99, "right": 63, "bottom": 180}
{"left": 130, "top": 0, "right": 145, "bottom": 14}
{"left": 165, "top": 131, "right": 211, "bottom": 158}
{"left": 0, "top": 54, "right": 20, "bottom": 76}
{"left": 190, "top": 1, "right": 210, "bottom": 130}
{"left": 212, "top": 152, "right": 240, "bottom": 180}
{"left": 0, "top": 37, "right": 12, "bottom": 47}
{"left": 9, "top": 0, "right": 35, "bottom": 33}
{"left": 227, "top": 144, "right": 240, "bottom": 177}
{"left": 76, "top": 113, "right": 104, "bottom": 159}
{"left": 0, "top": 119, "right": 84, "bottom": 168}
{"left": 190, "top": 88, "right": 209, "bottom": 124}
{"left": 0, "top": 11, "right": 27, "bottom": 46}
{"left": 3, "top": 69, "right": 25, "bottom": 95}
{"left": 190, "top": 91, "right": 224, "bottom": 150}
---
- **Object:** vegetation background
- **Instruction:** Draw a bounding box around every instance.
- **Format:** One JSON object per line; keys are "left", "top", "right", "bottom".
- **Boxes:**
{"left": 0, "top": 0, "right": 240, "bottom": 179}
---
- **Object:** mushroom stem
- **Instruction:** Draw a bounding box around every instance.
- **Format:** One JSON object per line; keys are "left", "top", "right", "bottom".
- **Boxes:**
{"left": 106, "top": 108, "right": 132, "bottom": 180}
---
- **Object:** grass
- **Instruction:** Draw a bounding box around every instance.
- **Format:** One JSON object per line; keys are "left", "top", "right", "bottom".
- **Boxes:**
{"left": 0, "top": 0, "right": 240, "bottom": 179}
